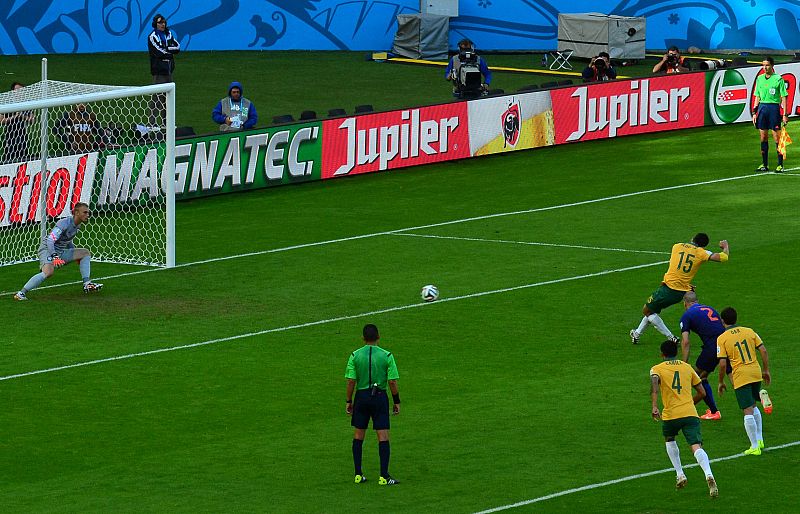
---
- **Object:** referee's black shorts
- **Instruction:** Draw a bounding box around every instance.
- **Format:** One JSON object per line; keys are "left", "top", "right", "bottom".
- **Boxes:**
{"left": 351, "top": 388, "right": 390, "bottom": 430}
{"left": 756, "top": 103, "right": 781, "bottom": 130}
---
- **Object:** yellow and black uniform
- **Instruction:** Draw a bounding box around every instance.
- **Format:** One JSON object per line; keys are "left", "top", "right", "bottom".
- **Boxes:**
{"left": 717, "top": 326, "right": 764, "bottom": 409}
{"left": 345, "top": 344, "right": 399, "bottom": 430}
{"left": 651, "top": 359, "right": 703, "bottom": 443}
{"left": 646, "top": 243, "right": 712, "bottom": 313}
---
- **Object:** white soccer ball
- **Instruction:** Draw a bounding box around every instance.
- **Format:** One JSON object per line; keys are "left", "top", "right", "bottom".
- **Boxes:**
{"left": 420, "top": 284, "right": 439, "bottom": 302}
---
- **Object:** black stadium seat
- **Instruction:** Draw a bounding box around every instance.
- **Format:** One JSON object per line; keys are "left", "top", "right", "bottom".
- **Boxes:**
{"left": 272, "top": 114, "right": 295, "bottom": 124}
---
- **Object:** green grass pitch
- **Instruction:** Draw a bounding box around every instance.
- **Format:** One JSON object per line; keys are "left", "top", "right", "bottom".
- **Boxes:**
{"left": 2, "top": 53, "right": 799, "bottom": 512}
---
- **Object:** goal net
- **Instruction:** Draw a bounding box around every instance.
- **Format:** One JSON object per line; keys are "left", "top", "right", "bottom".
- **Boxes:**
{"left": 0, "top": 78, "right": 175, "bottom": 268}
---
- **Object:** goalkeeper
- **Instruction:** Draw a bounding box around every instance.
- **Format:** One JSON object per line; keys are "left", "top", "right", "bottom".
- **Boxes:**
{"left": 14, "top": 203, "right": 103, "bottom": 301}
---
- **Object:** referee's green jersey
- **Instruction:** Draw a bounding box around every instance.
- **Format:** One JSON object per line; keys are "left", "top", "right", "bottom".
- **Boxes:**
{"left": 345, "top": 345, "right": 399, "bottom": 391}
{"left": 755, "top": 73, "right": 787, "bottom": 104}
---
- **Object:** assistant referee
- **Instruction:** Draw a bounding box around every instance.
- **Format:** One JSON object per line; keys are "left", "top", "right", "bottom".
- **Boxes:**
{"left": 752, "top": 56, "right": 789, "bottom": 172}
{"left": 345, "top": 324, "right": 400, "bottom": 486}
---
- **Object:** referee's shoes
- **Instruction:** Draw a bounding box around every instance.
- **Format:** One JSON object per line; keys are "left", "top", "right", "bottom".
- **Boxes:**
{"left": 378, "top": 476, "right": 399, "bottom": 486}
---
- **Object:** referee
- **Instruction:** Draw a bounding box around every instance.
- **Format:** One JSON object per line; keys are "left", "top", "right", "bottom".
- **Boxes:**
{"left": 752, "top": 56, "right": 788, "bottom": 173}
{"left": 345, "top": 324, "right": 400, "bottom": 485}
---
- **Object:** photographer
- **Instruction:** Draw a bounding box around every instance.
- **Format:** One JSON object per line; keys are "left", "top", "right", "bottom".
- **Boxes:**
{"left": 653, "top": 46, "right": 690, "bottom": 74}
{"left": 444, "top": 38, "right": 492, "bottom": 99}
{"left": 582, "top": 52, "right": 617, "bottom": 82}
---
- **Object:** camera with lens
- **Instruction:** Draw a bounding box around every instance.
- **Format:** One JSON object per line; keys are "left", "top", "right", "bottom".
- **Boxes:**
{"left": 453, "top": 48, "right": 483, "bottom": 98}
{"left": 594, "top": 57, "right": 606, "bottom": 70}
{"left": 666, "top": 53, "right": 679, "bottom": 66}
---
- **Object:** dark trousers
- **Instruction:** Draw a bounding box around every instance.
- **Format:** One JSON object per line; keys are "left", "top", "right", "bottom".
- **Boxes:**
{"left": 149, "top": 74, "right": 172, "bottom": 127}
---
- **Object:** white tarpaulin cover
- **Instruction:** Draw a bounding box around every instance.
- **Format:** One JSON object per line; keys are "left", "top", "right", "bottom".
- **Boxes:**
{"left": 557, "top": 13, "right": 646, "bottom": 59}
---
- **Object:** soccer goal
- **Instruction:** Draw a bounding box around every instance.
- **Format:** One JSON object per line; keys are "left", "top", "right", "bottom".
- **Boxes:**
{"left": 0, "top": 60, "right": 175, "bottom": 268}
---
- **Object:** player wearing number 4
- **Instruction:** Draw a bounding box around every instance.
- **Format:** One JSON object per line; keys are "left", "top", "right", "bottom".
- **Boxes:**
{"left": 13, "top": 203, "right": 103, "bottom": 300}
{"left": 650, "top": 339, "right": 719, "bottom": 497}
{"left": 630, "top": 234, "right": 729, "bottom": 345}
{"left": 717, "top": 307, "right": 772, "bottom": 456}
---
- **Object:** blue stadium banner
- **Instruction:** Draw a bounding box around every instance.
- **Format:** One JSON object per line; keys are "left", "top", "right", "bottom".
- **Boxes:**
{"left": 3, "top": 1, "right": 800, "bottom": 54}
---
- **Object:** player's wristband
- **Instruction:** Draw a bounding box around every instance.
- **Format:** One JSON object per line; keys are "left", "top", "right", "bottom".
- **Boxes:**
{"left": 346, "top": 399, "right": 352, "bottom": 404}
{"left": 392, "top": 393, "right": 400, "bottom": 404}
{"left": 718, "top": 252, "right": 729, "bottom": 262}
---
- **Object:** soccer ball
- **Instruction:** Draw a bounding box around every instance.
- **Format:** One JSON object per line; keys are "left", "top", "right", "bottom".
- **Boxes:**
{"left": 420, "top": 284, "right": 439, "bottom": 302}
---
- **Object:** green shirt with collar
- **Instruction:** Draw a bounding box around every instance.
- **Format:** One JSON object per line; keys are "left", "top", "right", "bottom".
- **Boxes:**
{"left": 345, "top": 344, "right": 399, "bottom": 391}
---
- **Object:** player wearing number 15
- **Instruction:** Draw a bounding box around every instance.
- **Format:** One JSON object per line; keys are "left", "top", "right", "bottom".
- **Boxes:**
{"left": 716, "top": 307, "right": 771, "bottom": 456}
{"left": 630, "top": 234, "right": 729, "bottom": 344}
{"left": 650, "top": 340, "right": 718, "bottom": 497}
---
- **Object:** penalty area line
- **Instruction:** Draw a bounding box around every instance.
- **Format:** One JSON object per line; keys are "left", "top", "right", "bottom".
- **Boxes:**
{"left": 473, "top": 440, "right": 800, "bottom": 514}
{"left": 0, "top": 171, "right": 761, "bottom": 296}
{"left": 0, "top": 260, "right": 666, "bottom": 382}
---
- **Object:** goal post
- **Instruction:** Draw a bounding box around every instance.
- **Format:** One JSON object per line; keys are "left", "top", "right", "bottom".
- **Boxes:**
{"left": 0, "top": 76, "right": 175, "bottom": 268}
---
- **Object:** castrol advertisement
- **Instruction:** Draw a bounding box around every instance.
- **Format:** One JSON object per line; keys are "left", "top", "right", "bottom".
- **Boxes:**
{"left": 0, "top": 154, "right": 97, "bottom": 227}
{"left": 321, "top": 103, "right": 470, "bottom": 178}
{"left": 551, "top": 74, "right": 706, "bottom": 144}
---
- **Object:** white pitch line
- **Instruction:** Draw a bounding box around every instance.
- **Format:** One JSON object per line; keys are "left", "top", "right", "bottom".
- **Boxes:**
{"left": 0, "top": 260, "right": 666, "bottom": 382}
{"left": 473, "top": 440, "right": 800, "bottom": 514}
{"left": 0, "top": 172, "right": 765, "bottom": 296}
{"left": 392, "top": 233, "right": 669, "bottom": 255}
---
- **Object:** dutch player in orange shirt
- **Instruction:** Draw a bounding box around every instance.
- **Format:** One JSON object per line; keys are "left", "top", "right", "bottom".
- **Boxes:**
{"left": 630, "top": 233, "right": 729, "bottom": 344}
{"left": 650, "top": 339, "right": 719, "bottom": 497}
{"left": 717, "top": 307, "right": 772, "bottom": 456}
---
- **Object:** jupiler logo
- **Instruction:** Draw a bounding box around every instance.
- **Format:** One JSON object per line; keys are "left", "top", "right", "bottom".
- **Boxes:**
{"left": 567, "top": 79, "right": 692, "bottom": 141}
{"left": 709, "top": 69, "right": 748, "bottom": 125}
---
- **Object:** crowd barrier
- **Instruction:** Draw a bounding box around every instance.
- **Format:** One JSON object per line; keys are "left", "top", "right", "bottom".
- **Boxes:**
{"left": 3, "top": 62, "right": 800, "bottom": 220}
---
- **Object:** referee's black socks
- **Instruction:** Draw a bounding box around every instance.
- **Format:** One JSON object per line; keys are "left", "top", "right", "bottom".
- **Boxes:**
{"left": 761, "top": 141, "right": 769, "bottom": 166}
{"left": 379, "top": 440, "right": 391, "bottom": 478}
{"left": 352, "top": 439, "right": 364, "bottom": 475}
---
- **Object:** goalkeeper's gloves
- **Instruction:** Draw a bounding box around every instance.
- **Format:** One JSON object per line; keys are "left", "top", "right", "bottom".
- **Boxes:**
{"left": 49, "top": 253, "right": 66, "bottom": 268}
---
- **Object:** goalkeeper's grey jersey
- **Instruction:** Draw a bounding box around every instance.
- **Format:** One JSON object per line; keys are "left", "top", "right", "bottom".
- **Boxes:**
{"left": 40, "top": 217, "right": 79, "bottom": 254}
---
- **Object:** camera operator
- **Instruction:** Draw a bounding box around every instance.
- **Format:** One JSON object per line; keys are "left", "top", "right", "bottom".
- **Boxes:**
{"left": 582, "top": 52, "right": 617, "bottom": 82}
{"left": 444, "top": 38, "right": 493, "bottom": 99}
{"left": 653, "top": 46, "right": 690, "bottom": 74}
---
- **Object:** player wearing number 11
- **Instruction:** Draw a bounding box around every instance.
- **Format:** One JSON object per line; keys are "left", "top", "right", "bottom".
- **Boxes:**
{"left": 650, "top": 339, "right": 719, "bottom": 497}
{"left": 630, "top": 234, "right": 729, "bottom": 344}
{"left": 716, "top": 307, "right": 771, "bottom": 456}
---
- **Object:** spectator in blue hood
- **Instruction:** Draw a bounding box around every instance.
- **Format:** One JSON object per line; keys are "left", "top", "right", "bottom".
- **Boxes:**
{"left": 212, "top": 81, "right": 258, "bottom": 131}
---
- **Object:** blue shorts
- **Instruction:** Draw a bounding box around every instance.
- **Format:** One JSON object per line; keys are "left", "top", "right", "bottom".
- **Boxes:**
{"left": 696, "top": 346, "right": 732, "bottom": 374}
{"left": 351, "top": 388, "right": 390, "bottom": 430}
{"left": 756, "top": 103, "right": 782, "bottom": 131}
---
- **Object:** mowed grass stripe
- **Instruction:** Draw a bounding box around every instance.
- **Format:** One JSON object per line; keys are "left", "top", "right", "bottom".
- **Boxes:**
{"left": 0, "top": 260, "right": 666, "bottom": 382}
{"left": 0, "top": 171, "right": 766, "bottom": 297}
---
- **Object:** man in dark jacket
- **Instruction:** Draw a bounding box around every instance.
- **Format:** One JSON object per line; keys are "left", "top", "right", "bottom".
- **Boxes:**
{"left": 148, "top": 14, "right": 180, "bottom": 84}
{"left": 212, "top": 82, "right": 259, "bottom": 131}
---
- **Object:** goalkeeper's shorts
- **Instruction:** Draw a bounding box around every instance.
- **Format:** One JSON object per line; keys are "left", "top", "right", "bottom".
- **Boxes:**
{"left": 38, "top": 247, "right": 73, "bottom": 269}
